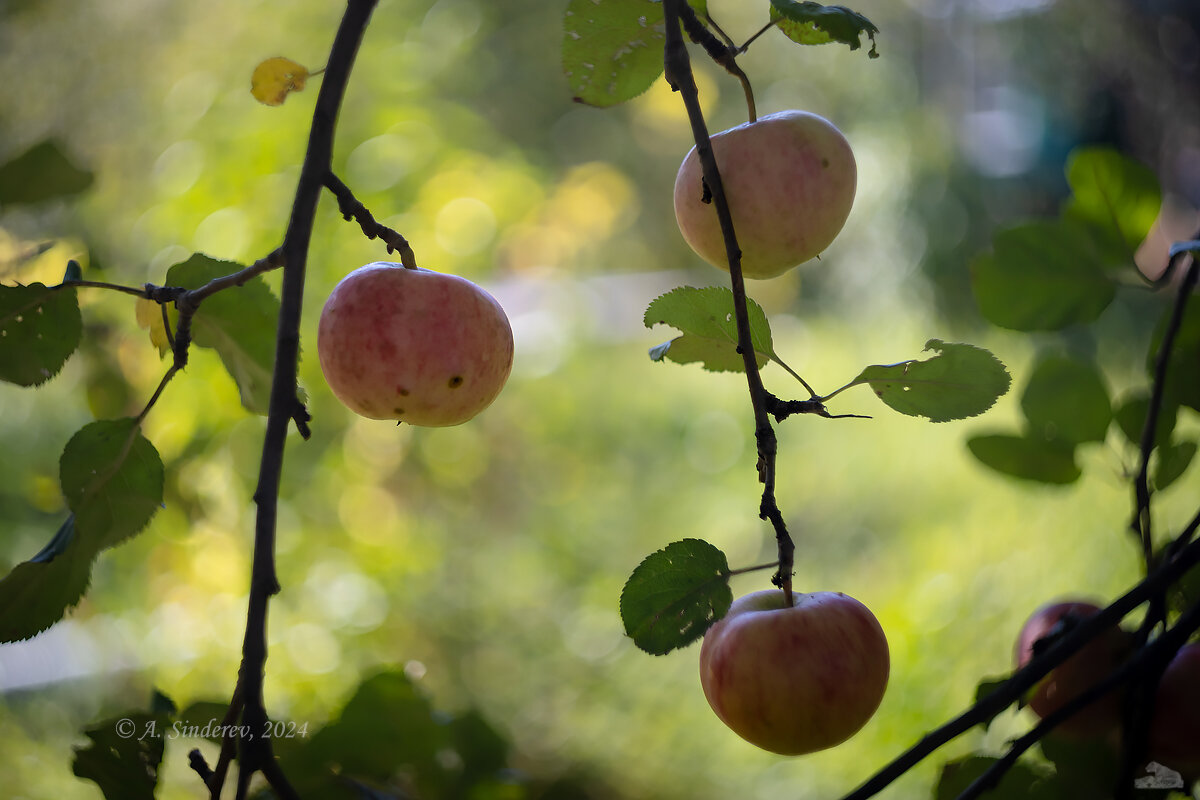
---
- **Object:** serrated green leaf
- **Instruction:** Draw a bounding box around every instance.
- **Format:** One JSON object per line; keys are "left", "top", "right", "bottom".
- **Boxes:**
{"left": 165, "top": 253, "right": 284, "bottom": 415}
{"left": 1114, "top": 392, "right": 1177, "bottom": 451}
{"left": 1020, "top": 355, "right": 1111, "bottom": 444}
{"left": 768, "top": 1, "right": 879, "bottom": 57}
{"left": 60, "top": 419, "right": 164, "bottom": 551}
{"left": 851, "top": 340, "right": 1010, "bottom": 422}
{"left": 563, "top": 0, "right": 666, "bottom": 108}
{"left": 1063, "top": 147, "right": 1161, "bottom": 262}
{"left": 0, "top": 517, "right": 95, "bottom": 643}
{"left": 0, "top": 282, "right": 82, "bottom": 386}
{"left": 0, "top": 139, "right": 94, "bottom": 206}
{"left": 967, "top": 434, "right": 1081, "bottom": 485}
{"left": 73, "top": 712, "right": 165, "bottom": 800}
{"left": 971, "top": 220, "right": 1117, "bottom": 331}
{"left": 620, "top": 538, "right": 732, "bottom": 655}
{"left": 1155, "top": 440, "right": 1196, "bottom": 491}
{"left": 644, "top": 286, "right": 773, "bottom": 372}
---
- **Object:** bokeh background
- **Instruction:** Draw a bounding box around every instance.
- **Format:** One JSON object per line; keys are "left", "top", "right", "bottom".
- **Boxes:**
{"left": 1, "top": 0, "right": 1199, "bottom": 797}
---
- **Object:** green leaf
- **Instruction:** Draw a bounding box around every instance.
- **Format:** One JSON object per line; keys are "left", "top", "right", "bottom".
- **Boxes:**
{"left": 935, "top": 755, "right": 1052, "bottom": 800}
{"left": 1020, "top": 355, "right": 1111, "bottom": 444}
{"left": 967, "top": 434, "right": 1081, "bottom": 485}
{"left": 971, "top": 220, "right": 1117, "bottom": 331}
{"left": 0, "top": 282, "right": 82, "bottom": 386}
{"left": 1148, "top": 300, "right": 1200, "bottom": 414}
{"left": 60, "top": 419, "right": 164, "bottom": 551}
{"left": 644, "top": 286, "right": 773, "bottom": 372}
{"left": 0, "top": 517, "right": 95, "bottom": 643}
{"left": 563, "top": 0, "right": 666, "bottom": 108}
{"left": 768, "top": 1, "right": 879, "bottom": 57}
{"left": 165, "top": 253, "right": 283, "bottom": 414}
{"left": 0, "top": 139, "right": 94, "bottom": 206}
{"left": 620, "top": 538, "right": 732, "bottom": 655}
{"left": 1114, "top": 392, "right": 1177, "bottom": 451}
{"left": 1155, "top": 440, "right": 1196, "bottom": 491}
{"left": 1063, "top": 147, "right": 1161, "bottom": 262}
{"left": 851, "top": 340, "right": 1010, "bottom": 422}
{"left": 972, "top": 675, "right": 1011, "bottom": 731}
{"left": 72, "top": 712, "right": 165, "bottom": 800}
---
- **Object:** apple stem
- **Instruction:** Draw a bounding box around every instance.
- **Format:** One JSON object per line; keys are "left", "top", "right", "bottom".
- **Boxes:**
{"left": 663, "top": 0, "right": 793, "bottom": 603}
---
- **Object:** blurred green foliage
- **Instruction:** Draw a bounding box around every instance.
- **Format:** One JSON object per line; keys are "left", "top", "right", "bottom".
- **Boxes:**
{"left": 0, "top": 0, "right": 1197, "bottom": 799}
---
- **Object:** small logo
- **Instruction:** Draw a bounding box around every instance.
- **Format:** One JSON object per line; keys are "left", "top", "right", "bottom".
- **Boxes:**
{"left": 1135, "top": 762, "right": 1184, "bottom": 790}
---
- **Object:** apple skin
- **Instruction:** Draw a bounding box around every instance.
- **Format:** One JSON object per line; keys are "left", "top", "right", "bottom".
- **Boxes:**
{"left": 317, "top": 262, "right": 513, "bottom": 426}
{"left": 1148, "top": 643, "right": 1200, "bottom": 776}
{"left": 698, "top": 589, "right": 889, "bottom": 756}
{"left": 1013, "top": 600, "right": 1132, "bottom": 738}
{"left": 673, "top": 110, "right": 857, "bottom": 280}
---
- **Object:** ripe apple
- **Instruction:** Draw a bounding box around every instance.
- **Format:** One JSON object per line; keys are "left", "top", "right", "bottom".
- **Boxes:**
{"left": 1013, "top": 600, "right": 1132, "bottom": 737}
{"left": 1148, "top": 642, "right": 1200, "bottom": 776}
{"left": 317, "top": 262, "right": 513, "bottom": 426}
{"left": 673, "top": 110, "right": 857, "bottom": 280}
{"left": 698, "top": 589, "right": 889, "bottom": 755}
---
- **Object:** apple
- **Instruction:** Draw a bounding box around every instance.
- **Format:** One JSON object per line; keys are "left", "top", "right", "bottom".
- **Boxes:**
{"left": 1148, "top": 642, "right": 1200, "bottom": 776}
{"left": 1013, "top": 600, "right": 1132, "bottom": 737}
{"left": 698, "top": 589, "right": 889, "bottom": 755}
{"left": 317, "top": 262, "right": 513, "bottom": 426}
{"left": 673, "top": 110, "right": 857, "bottom": 280}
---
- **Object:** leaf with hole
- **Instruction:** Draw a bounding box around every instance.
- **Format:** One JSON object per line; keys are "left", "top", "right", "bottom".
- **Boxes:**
{"left": 563, "top": 0, "right": 666, "bottom": 108}
{"left": 620, "top": 538, "right": 732, "bottom": 655}
{"left": 769, "top": 1, "right": 879, "bottom": 56}
{"left": 848, "top": 340, "right": 1010, "bottom": 422}
{"left": 0, "top": 282, "right": 82, "bottom": 386}
{"left": 644, "top": 286, "right": 774, "bottom": 372}
{"left": 60, "top": 419, "right": 164, "bottom": 552}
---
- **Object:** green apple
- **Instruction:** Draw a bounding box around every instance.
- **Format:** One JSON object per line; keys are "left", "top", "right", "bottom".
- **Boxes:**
{"left": 317, "top": 262, "right": 513, "bottom": 426}
{"left": 698, "top": 589, "right": 889, "bottom": 755}
{"left": 673, "top": 110, "right": 857, "bottom": 280}
{"left": 1013, "top": 600, "right": 1132, "bottom": 737}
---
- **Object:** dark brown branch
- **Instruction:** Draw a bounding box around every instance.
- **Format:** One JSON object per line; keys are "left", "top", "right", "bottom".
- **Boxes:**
{"left": 323, "top": 171, "right": 417, "bottom": 267}
{"left": 224, "top": 1, "right": 378, "bottom": 798}
{"left": 662, "top": 0, "right": 791, "bottom": 596}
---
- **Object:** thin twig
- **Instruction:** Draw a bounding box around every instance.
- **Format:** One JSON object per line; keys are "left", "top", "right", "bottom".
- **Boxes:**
{"left": 323, "top": 172, "right": 418, "bottom": 267}
{"left": 663, "top": 0, "right": 791, "bottom": 597}
{"left": 223, "top": 1, "right": 378, "bottom": 797}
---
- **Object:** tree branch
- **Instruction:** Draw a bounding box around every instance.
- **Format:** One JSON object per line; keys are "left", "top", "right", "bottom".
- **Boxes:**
{"left": 224, "top": 1, "right": 378, "bottom": 796}
{"left": 662, "top": 0, "right": 792, "bottom": 598}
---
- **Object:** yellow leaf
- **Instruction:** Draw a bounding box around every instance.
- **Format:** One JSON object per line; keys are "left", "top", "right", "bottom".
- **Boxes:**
{"left": 136, "top": 297, "right": 172, "bottom": 357}
{"left": 250, "top": 57, "right": 309, "bottom": 106}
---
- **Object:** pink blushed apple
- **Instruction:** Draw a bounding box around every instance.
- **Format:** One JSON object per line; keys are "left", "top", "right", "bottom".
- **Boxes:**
{"left": 317, "top": 262, "right": 513, "bottom": 426}
{"left": 1013, "top": 600, "right": 1132, "bottom": 738}
{"left": 673, "top": 110, "right": 857, "bottom": 280}
{"left": 698, "top": 589, "right": 889, "bottom": 755}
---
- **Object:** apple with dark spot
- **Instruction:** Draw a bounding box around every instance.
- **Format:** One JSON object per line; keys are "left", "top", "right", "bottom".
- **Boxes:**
{"left": 317, "top": 262, "right": 513, "bottom": 426}
{"left": 698, "top": 589, "right": 889, "bottom": 755}
{"left": 673, "top": 110, "right": 857, "bottom": 280}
